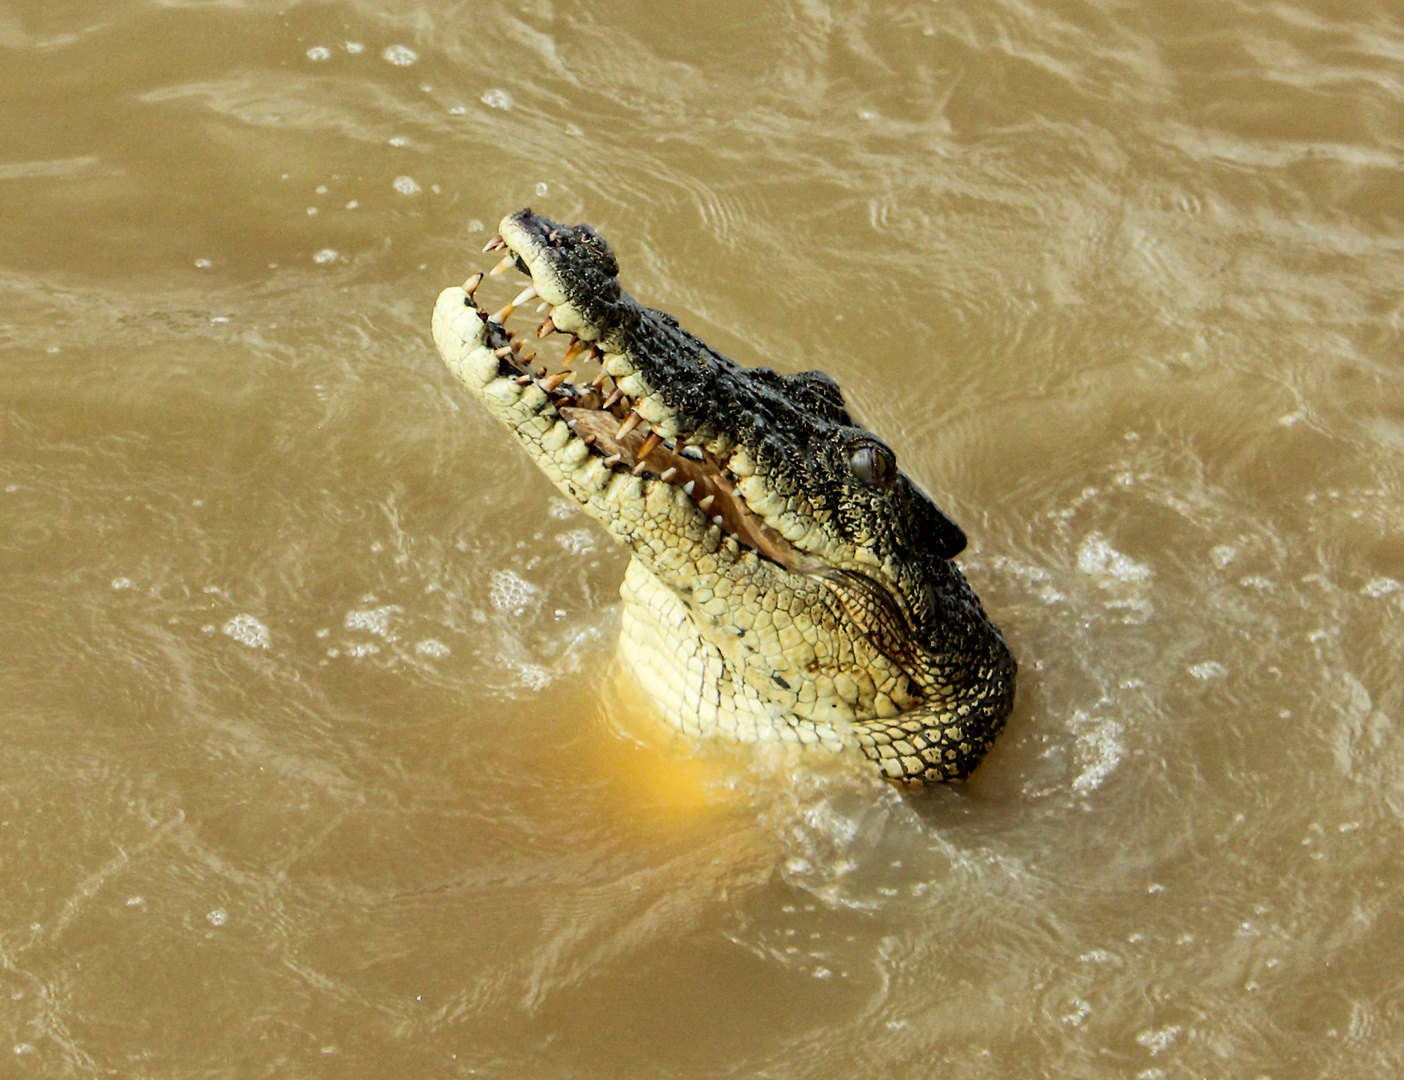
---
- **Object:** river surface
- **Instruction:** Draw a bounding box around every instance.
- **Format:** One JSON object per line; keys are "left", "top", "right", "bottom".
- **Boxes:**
{"left": 3, "top": 1, "right": 1404, "bottom": 1077}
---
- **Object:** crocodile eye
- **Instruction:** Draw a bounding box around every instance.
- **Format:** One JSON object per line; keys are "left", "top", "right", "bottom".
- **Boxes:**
{"left": 848, "top": 442, "right": 896, "bottom": 490}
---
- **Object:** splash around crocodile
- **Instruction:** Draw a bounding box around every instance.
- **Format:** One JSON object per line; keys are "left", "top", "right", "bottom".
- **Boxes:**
{"left": 431, "top": 209, "right": 1015, "bottom": 784}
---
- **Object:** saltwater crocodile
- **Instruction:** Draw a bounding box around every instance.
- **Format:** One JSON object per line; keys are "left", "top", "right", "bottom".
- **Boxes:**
{"left": 431, "top": 209, "right": 1015, "bottom": 784}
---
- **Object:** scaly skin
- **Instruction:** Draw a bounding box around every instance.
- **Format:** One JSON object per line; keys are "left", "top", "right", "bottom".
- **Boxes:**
{"left": 431, "top": 209, "right": 1015, "bottom": 784}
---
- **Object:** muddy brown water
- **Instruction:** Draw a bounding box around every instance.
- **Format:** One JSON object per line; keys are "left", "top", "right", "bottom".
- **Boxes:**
{"left": 3, "top": 1, "right": 1404, "bottom": 1077}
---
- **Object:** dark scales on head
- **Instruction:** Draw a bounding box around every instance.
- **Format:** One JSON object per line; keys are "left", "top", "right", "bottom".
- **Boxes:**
{"left": 442, "top": 208, "right": 1016, "bottom": 783}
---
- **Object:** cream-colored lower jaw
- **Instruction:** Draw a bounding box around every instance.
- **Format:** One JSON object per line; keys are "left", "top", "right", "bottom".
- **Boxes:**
{"left": 434, "top": 284, "right": 846, "bottom": 758}
{"left": 618, "top": 558, "right": 847, "bottom": 752}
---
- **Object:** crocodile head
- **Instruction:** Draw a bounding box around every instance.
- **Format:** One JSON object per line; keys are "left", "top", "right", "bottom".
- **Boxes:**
{"left": 431, "top": 209, "right": 1015, "bottom": 783}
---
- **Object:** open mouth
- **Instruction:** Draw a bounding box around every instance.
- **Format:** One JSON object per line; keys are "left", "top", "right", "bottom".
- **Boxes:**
{"left": 439, "top": 225, "right": 817, "bottom": 574}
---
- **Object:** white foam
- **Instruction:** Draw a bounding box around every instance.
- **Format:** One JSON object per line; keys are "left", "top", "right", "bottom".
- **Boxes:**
{"left": 381, "top": 44, "right": 418, "bottom": 66}
{"left": 393, "top": 175, "right": 421, "bottom": 195}
{"left": 1071, "top": 715, "right": 1124, "bottom": 795}
{"left": 1077, "top": 533, "right": 1151, "bottom": 583}
{"left": 1363, "top": 577, "right": 1400, "bottom": 597}
{"left": 222, "top": 614, "right": 270, "bottom": 649}
{"left": 1188, "top": 661, "right": 1227, "bottom": 680}
{"left": 313, "top": 248, "right": 338, "bottom": 265}
{"left": 344, "top": 605, "right": 400, "bottom": 639}
{"left": 305, "top": 46, "right": 330, "bottom": 62}
{"left": 556, "top": 528, "right": 595, "bottom": 555}
{"left": 489, "top": 570, "right": 539, "bottom": 616}
{"left": 415, "top": 639, "right": 450, "bottom": 658}
{"left": 480, "top": 88, "right": 512, "bottom": 110}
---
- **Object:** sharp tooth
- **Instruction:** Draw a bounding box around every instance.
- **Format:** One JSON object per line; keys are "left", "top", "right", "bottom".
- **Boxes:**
{"left": 488, "top": 303, "right": 515, "bottom": 324}
{"left": 587, "top": 345, "right": 603, "bottom": 363}
{"left": 514, "top": 374, "right": 532, "bottom": 386}
{"left": 697, "top": 494, "right": 716, "bottom": 512}
{"left": 659, "top": 467, "right": 677, "bottom": 483}
{"left": 540, "top": 370, "right": 571, "bottom": 392}
{"left": 581, "top": 433, "right": 596, "bottom": 446}
{"left": 536, "top": 300, "right": 550, "bottom": 313}
{"left": 681, "top": 445, "right": 705, "bottom": 461}
{"left": 615, "top": 411, "right": 643, "bottom": 440}
{"left": 603, "top": 453, "right": 622, "bottom": 467}
{"left": 489, "top": 254, "right": 516, "bottom": 276}
{"left": 483, "top": 234, "right": 506, "bottom": 252}
{"left": 562, "top": 339, "right": 586, "bottom": 365}
{"left": 463, "top": 272, "right": 484, "bottom": 295}
{"left": 632, "top": 461, "right": 648, "bottom": 476}
{"left": 637, "top": 432, "right": 662, "bottom": 460}
{"left": 493, "top": 345, "right": 513, "bottom": 358}
{"left": 512, "top": 285, "right": 538, "bottom": 307}
{"left": 537, "top": 316, "right": 557, "bottom": 338}
{"left": 602, "top": 388, "right": 624, "bottom": 409}
{"left": 590, "top": 371, "right": 609, "bottom": 388}
{"left": 683, "top": 481, "right": 695, "bottom": 496}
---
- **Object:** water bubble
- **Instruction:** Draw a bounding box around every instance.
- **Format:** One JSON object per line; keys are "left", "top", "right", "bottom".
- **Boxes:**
{"left": 480, "top": 88, "right": 512, "bottom": 110}
{"left": 1189, "top": 660, "right": 1228, "bottom": 680}
{"left": 306, "top": 207, "right": 318, "bottom": 215}
{"left": 206, "top": 908, "right": 228, "bottom": 927}
{"left": 222, "top": 614, "right": 270, "bottom": 649}
{"left": 450, "top": 105, "right": 467, "bottom": 115}
{"left": 393, "top": 175, "right": 421, "bottom": 195}
{"left": 468, "top": 218, "right": 484, "bottom": 231}
{"left": 345, "top": 200, "right": 359, "bottom": 210}
{"left": 388, "top": 135, "right": 408, "bottom": 147}
{"left": 535, "top": 181, "right": 549, "bottom": 197}
{"left": 345, "top": 42, "right": 364, "bottom": 54}
{"left": 111, "top": 577, "right": 132, "bottom": 590}
{"left": 306, "top": 45, "right": 331, "bottom": 62}
{"left": 315, "top": 184, "right": 327, "bottom": 194}
{"left": 194, "top": 257, "right": 211, "bottom": 269}
{"left": 313, "top": 248, "right": 339, "bottom": 265}
{"left": 382, "top": 44, "right": 418, "bottom": 66}
{"left": 415, "top": 639, "right": 450, "bottom": 658}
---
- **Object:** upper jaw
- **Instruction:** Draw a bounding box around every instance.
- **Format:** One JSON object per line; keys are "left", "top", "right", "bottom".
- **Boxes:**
{"left": 496, "top": 209, "right": 632, "bottom": 346}
{"left": 433, "top": 218, "right": 822, "bottom": 579}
